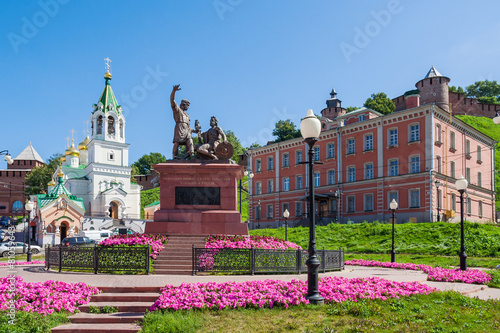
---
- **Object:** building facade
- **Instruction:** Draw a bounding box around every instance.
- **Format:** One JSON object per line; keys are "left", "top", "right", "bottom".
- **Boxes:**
{"left": 31, "top": 170, "right": 85, "bottom": 246}
{"left": 247, "top": 67, "right": 496, "bottom": 228}
{"left": 0, "top": 144, "right": 44, "bottom": 216}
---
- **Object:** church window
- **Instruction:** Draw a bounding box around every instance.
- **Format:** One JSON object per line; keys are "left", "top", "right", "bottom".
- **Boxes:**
{"left": 120, "top": 120, "right": 124, "bottom": 138}
{"left": 97, "top": 116, "right": 103, "bottom": 135}
{"left": 108, "top": 116, "right": 115, "bottom": 135}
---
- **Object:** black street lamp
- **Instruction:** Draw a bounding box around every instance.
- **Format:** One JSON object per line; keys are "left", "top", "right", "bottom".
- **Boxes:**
{"left": 455, "top": 175, "right": 468, "bottom": 271}
{"left": 435, "top": 180, "right": 441, "bottom": 222}
{"left": 283, "top": 209, "right": 289, "bottom": 241}
{"left": 239, "top": 170, "right": 254, "bottom": 214}
{"left": 25, "top": 199, "right": 34, "bottom": 262}
{"left": 300, "top": 109, "right": 324, "bottom": 305}
{"left": 257, "top": 200, "right": 261, "bottom": 229}
{"left": 389, "top": 199, "right": 398, "bottom": 263}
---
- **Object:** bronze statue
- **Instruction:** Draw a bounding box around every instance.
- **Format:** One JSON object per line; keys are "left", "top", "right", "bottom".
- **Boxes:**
{"left": 170, "top": 84, "right": 195, "bottom": 159}
{"left": 197, "top": 116, "right": 227, "bottom": 160}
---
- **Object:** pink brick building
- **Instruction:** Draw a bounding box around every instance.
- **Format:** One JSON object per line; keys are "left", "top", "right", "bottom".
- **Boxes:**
{"left": 247, "top": 67, "right": 496, "bottom": 228}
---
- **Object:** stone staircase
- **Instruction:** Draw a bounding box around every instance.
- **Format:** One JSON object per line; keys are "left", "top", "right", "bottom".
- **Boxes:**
{"left": 153, "top": 235, "right": 206, "bottom": 275}
{"left": 51, "top": 286, "right": 161, "bottom": 333}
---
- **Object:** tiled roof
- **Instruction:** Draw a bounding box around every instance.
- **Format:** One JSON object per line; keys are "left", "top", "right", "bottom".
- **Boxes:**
{"left": 37, "top": 177, "right": 85, "bottom": 211}
{"left": 424, "top": 65, "right": 443, "bottom": 78}
{"left": 14, "top": 143, "right": 44, "bottom": 163}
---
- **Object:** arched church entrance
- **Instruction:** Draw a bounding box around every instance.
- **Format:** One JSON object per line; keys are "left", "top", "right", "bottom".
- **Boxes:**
{"left": 60, "top": 222, "right": 68, "bottom": 242}
{"left": 109, "top": 201, "right": 119, "bottom": 220}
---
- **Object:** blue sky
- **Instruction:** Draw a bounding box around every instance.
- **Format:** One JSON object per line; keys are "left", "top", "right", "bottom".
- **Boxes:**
{"left": 1, "top": 0, "right": 500, "bottom": 168}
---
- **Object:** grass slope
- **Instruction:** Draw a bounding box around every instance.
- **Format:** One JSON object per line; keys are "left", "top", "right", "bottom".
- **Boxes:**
{"left": 456, "top": 115, "right": 500, "bottom": 210}
{"left": 250, "top": 222, "right": 500, "bottom": 258}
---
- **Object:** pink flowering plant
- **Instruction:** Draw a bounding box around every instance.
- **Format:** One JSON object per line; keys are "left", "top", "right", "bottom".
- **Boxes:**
{"left": 0, "top": 260, "right": 45, "bottom": 267}
{"left": 99, "top": 234, "right": 168, "bottom": 259}
{"left": 0, "top": 276, "right": 99, "bottom": 315}
{"left": 206, "top": 235, "right": 302, "bottom": 250}
{"left": 197, "top": 235, "right": 302, "bottom": 271}
{"left": 345, "top": 259, "right": 492, "bottom": 285}
{"left": 150, "top": 276, "right": 435, "bottom": 311}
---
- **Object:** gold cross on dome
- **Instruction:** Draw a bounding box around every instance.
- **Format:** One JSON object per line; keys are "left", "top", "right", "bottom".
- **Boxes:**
{"left": 104, "top": 57, "right": 112, "bottom": 71}
{"left": 70, "top": 129, "right": 76, "bottom": 141}
{"left": 83, "top": 120, "right": 90, "bottom": 135}
{"left": 65, "top": 137, "right": 70, "bottom": 148}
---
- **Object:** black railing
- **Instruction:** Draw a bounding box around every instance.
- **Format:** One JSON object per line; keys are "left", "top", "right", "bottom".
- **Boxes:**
{"left": 45, "top": 245, "right": 150, "bottom": 274}
{"left": 192, "top": 247, "right": 344, "bottom": 275}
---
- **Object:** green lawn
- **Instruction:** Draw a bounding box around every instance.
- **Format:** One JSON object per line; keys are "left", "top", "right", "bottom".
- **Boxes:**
{"left": 140, "top": 291, "right": 500, "bottom": 332}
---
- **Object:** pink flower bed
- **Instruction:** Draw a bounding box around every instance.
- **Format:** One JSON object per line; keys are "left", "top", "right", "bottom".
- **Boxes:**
{"left": 0, "top": 276, "right": 99, "bottom": 315}
{"left": 99, "top": 234, "right": 168, "bottom": 259}
{"left": 345, "top": 259, "right": 492, "bottom": 285}
{"left": 206, "top": 235, "right": 302, "bottom": 250}
{"left": 0, "top": 261, "right": 45, "bottom": 267}
{"left": 150, "top": 276, "right": 435, "bottom": 311}
{"left": 427, "top": 267, "right": 492, "bottom": 284}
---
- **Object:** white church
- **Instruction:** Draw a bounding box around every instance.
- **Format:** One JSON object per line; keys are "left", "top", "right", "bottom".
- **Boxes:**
{"left": 50, "top": 64, "right": 145, "bottom": 234}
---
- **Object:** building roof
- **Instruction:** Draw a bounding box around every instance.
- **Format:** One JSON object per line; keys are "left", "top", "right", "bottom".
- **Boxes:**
{"left": 93, "top": 71, "right": 122, "bottom": 115}
{"left": 14, "top": 143, "right": 44, "bottom": 163}
{"left": 424, "top": 65, "right": 443, "bottom": 78}
{"left": 145, "top": 200, "right": 160, "bottom": 208}
{"left": 36, "top": 175, "right": 85, "bottom": 211}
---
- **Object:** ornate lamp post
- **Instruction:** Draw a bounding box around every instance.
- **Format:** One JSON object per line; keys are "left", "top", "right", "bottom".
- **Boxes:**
{"left": 435, "top": 180, "right": 441, "bottom": 222}
{"left": 239, "top": 171, "right": 254, "bottom": 214}
{"left": 283, "top": 209, "right": 289, "bottom": 241}
{"left": 455, "top": 175, "right": 468, "bottom": 271}
{"left": 300, "top": 109, "right": 324, "bottom": 305}
{"left": 25, "top": 199, "right": 34, "bottom": 262}
{"left": 389, "top": 199, "right": 398, "bottom": 263}
{"left": 0, "top": 150, "right": 14, "bottom": 165}
{"left": 493, "top": 111, "right": 500, "bottom": 125}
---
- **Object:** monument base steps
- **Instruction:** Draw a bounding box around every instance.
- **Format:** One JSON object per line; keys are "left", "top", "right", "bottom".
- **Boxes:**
{"left": 152, "top": 235, "right": 207, "bottom": 275}
{"left": 51, "top": 287, "right": 162, "bottom": 333}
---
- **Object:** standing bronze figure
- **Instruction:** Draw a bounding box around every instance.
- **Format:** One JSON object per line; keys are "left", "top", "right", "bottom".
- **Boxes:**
{"left": 170, "top": 84, "right": 195, "bottom": 159}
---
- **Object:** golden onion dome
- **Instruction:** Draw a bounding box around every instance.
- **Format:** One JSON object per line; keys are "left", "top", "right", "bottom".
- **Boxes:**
{"left": 78, "top": 133, "right": 90, "bottom": 151}
{"left": 66, "top": 141, "right": 80, "bottom": 157}
{"left": 60, "top": 156, "right": 67, "bottom": 162}
{"left": 48, "top": 180, "right": 56, "bottom": 187}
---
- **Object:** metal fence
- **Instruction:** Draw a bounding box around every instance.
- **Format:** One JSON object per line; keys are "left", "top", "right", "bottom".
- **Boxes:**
{"left": 192, "top": 247, "right": 344, "bottom": 275}
{"left": 45, "top": 245, "right": 150, "bottom": 274}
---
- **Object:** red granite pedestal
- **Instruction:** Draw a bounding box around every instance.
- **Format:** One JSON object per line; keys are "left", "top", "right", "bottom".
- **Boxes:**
{"left": 145, "top": 161, "right": 249, "bottom": 235}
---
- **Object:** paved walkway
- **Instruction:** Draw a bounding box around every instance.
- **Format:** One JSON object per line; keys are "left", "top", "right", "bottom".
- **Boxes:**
{"left": 2, "top": 264, "right": 500, "bottom": 301}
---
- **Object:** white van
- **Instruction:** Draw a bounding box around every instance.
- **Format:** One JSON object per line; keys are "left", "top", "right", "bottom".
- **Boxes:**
{"left": 78, "top": 230, "right": 113, "bottom": 243}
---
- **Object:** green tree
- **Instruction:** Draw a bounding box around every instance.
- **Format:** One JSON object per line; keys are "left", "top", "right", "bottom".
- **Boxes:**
{"left": 466, "top": 80, "right": 500, "bottom": 104}
{"left": 131, "top": 152, "right": 167, "bottom": 175}
{"left": 449, "top": 85, "right": 465, "bottom": 94}
{"left": 25, "top": 153, "right": 63, "bottom": 195}
{"left": 345, "top": 106, "right": 358, "bottom": 113}
{"left": 272, "top": 119, "right": 301, "bottom": 142}
{"left": 363, "top": 92, "right": 395, "bottom": 115}
{"left": 247, "top": 142, "right": 261, "bottom": 149}
{"left": 225, "top": 130, "right": 244, "bottom": 162}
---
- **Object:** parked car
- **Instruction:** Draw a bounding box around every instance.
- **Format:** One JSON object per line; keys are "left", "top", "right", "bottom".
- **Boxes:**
{"left": 61, "top": 237, "right": 95, "bottom": 247}
{"left": 0, "top": 216, "right": 12, "bottom": 228}
{"left": 0, "top": 242, "right": 42, "bottom": 257}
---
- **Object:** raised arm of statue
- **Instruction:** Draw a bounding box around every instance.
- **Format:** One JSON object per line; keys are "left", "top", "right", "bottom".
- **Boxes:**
{"left": 170, "top": 84, "right": 181, "bottom": 109}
